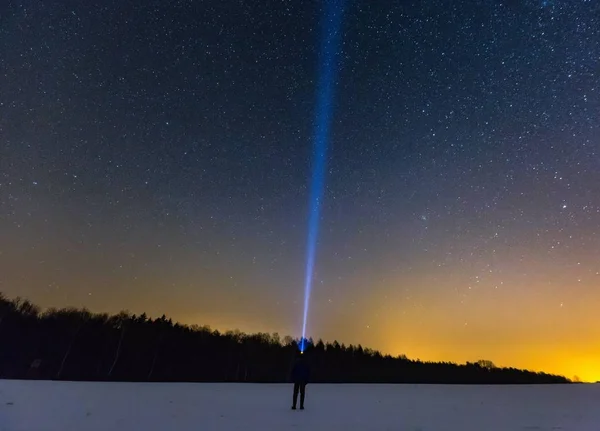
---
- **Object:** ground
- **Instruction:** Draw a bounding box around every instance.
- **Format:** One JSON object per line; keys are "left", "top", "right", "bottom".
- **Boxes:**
{"left": 0, "top": 380, "right": 597, "bottom": 430}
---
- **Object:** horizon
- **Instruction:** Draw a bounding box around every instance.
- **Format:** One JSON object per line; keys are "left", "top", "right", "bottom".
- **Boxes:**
{"left": 2, "top": 1, "right": 599, "bottom": 386}
{"left": 3, "top": 292, "right": 591, "bottom": 382}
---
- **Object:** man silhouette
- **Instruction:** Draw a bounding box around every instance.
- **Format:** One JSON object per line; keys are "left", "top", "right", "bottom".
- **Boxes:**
{"left": 290, "top": 350, "right": 310, "bottom": 410}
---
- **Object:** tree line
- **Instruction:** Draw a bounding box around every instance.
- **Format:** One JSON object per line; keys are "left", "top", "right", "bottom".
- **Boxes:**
{"left": 0, "top": 293, "right": 569, "bottom": 384}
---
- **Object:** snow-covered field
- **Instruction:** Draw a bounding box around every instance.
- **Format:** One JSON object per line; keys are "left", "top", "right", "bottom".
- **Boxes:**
{"left": 0, "top": 380, "right": 597, "bottom": 431}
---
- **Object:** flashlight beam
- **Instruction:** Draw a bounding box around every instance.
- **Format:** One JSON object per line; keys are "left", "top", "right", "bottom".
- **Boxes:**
{"left": 301, "top": 0, "right": 345, "bottom": 349}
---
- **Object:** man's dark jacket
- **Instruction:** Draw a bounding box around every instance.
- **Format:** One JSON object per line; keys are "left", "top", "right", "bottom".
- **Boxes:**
{"left": 291, "top": 357, "right": 310, "bottom": 383}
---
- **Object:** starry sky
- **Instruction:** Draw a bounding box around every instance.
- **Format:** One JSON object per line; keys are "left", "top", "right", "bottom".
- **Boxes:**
{"left": 1, "top": 0, "right": 599, "bottom": 381}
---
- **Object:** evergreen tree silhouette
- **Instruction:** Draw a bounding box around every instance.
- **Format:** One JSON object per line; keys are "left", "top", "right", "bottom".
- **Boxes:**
{"left": 0, "top": 293, "right": 570, "bottom": 384}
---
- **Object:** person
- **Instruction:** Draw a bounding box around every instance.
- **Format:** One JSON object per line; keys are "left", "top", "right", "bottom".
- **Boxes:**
{"left": 290, "top": 350, "right": 310, "bottom": 410}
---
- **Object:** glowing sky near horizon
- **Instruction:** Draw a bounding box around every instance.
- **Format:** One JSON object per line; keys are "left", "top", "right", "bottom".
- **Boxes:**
{"left": 1, "top": 1, "right": 599, "bottom": 382}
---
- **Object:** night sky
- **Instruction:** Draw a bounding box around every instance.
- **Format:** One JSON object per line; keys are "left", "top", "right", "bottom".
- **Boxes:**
{"left": 2, "top": 0, "right": 599, "bottom": 381}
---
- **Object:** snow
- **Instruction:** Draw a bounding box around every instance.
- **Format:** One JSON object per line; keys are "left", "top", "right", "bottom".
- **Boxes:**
{"left": 0, "top": 380, "right": 598, "bottom": 430}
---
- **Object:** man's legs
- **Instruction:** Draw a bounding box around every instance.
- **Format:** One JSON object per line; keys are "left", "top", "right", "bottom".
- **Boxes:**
{"left": 292, "top": 382, "right": 299, "bottom": 409}
{"left": 299, "top": 383, "right": 306, "bottom": 409}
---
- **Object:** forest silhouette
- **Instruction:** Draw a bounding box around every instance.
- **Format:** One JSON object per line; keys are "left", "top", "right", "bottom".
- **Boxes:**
{"left": 0, "top": 293, "right": 569, "bottom": 384}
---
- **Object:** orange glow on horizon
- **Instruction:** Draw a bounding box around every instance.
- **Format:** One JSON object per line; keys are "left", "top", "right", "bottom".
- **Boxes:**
{"left": 5, "top": 235, "right": 599, "bottom": 384}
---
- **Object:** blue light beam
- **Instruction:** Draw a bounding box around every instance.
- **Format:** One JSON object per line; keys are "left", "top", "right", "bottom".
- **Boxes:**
{"left": 301, "top": 0, "right": 346, "bottom": 350}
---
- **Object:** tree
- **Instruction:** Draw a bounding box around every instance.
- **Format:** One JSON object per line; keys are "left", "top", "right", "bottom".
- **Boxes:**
{"left": 0, "top": 292, "right": 571, "bottom": 385}
{"left": 107, "top": 312, "right": 130, "bottom": 378}
{"left": 476, "top": 360, "right": 496, "bottom": 370}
